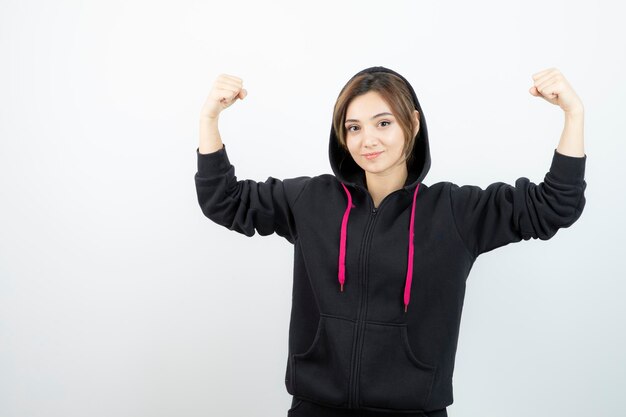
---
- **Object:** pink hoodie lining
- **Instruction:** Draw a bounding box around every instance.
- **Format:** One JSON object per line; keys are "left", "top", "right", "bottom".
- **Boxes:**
{"left": 338, "top": 182, "right": 421, "bottom": 313}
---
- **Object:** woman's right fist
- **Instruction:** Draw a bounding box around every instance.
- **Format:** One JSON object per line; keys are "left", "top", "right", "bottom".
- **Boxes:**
{"left": 200, "top": 74, "right": 248, "bottom": 119}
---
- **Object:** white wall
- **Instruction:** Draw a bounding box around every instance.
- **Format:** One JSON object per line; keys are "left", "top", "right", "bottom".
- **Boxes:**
{"left": 1, "top": 0, "right": 624, "bottom": 416}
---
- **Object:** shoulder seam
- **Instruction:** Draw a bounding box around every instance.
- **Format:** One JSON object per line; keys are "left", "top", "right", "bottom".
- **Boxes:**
{"left": 292, "top": 176, "right": 312, "bottom": 208}
{"left": 448, "top": 183, "right": 477, "bottom": 260}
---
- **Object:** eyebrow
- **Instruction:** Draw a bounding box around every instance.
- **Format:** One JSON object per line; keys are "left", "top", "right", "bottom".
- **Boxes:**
{"left": 344, "top": 112, "right": 394, "bottom": 124}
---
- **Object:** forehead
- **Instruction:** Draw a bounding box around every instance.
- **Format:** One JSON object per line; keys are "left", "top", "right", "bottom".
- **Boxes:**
{"left": 345, "top": 91, "right": 390, "bottom": 116}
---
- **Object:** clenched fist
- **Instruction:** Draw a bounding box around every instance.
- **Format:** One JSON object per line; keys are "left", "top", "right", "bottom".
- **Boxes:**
{"left": 529, "top": 68, "right": 584, "bottom": 114}
{"left": 200, "top": 74, "right": 248, "bottom": 120}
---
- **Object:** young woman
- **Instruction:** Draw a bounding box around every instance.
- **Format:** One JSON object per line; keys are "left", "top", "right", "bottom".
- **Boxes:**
{"left": 195, "top": 66, "right": 586, "bottom": 417}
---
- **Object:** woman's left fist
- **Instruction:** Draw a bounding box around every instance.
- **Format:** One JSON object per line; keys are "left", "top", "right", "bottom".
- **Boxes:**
{"left": 529, "top": 68, "right": 584, "bottom": 114}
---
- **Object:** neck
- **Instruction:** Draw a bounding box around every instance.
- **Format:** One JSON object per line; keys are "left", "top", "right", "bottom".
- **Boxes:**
{"left": 365, "top": 165, "right": 408, "bottom": 208}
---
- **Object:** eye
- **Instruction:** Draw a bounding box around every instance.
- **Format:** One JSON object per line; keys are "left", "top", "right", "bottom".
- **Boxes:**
{"left": 346, "top": 120, "right": 391, "bottom": 132}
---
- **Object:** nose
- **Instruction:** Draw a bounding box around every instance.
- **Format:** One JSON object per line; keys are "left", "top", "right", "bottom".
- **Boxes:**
{"left": 363, "top": 126, "right": 381, "bottom": 148}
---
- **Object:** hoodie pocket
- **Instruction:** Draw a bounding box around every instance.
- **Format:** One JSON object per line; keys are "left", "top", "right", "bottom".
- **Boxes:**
{"left": 359, "top": 322, "right": 437, "bottom": 410}
{"left": 290, "top": 315, "right": 354, "bottom": 406}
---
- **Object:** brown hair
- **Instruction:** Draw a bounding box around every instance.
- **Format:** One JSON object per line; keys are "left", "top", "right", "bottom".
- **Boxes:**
{"left": 332, "top": 71, "right": 420, "bottom": 166}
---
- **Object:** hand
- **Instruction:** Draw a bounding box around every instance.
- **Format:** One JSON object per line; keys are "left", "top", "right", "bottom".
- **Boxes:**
{"left": 200, "top": 73, "right": 248, "bottom": 119}
{"left": 529, "top": 68, "right": 584, "bottom": 114}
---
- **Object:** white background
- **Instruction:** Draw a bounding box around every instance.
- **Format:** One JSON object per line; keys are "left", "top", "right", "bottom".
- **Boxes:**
{"left": 1, "top": 1, "right": 624, "bottom": 416}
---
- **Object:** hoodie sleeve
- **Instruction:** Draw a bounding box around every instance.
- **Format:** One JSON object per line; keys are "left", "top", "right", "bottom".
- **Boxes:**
{"left": 449, "top": 149, "right": 587, "bottom": 258}
{"left": 194, "top": 144, "right": 310, "bottom": 244}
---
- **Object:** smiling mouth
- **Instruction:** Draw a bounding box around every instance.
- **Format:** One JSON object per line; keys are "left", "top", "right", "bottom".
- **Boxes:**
{"left": 363, "top": 151, "right": 383, "bottom": 160}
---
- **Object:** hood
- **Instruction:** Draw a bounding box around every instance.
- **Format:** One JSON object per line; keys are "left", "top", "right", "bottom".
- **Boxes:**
{"left": 329, "top": 65, "right": 431, "bottom": 191}
{"left": 329, "top": 66, "right": 431, "bottom": 313}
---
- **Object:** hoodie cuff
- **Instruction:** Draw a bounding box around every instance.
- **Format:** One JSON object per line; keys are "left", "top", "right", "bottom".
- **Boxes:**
{"left": 548, "top": 148, "right": 586, "bottom": 184}
{"left": 196, "top": 143, "right": 231, "bottom": 177}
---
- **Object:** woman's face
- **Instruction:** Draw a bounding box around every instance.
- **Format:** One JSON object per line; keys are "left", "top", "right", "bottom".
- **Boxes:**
{"left": 344, "top": 91, "right": 418, "bottom": 181}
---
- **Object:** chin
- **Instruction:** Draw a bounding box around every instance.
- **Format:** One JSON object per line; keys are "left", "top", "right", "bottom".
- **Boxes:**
{"left": 361, "top": 165, "right": 387, "bottom": 174}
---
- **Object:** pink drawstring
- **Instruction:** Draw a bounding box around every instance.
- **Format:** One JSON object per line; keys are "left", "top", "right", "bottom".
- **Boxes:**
{"left": 404, "top": 184, "right": 420, "bottom": 312}
{"left": 338, "top": 183, "right": 354, "bottom": 292}
{"left": 338, "top": 182, "right": 421, "bottom": 312}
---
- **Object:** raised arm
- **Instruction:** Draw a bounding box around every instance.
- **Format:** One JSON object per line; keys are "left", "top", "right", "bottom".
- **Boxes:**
{"left": 195, "top": 74, "right": 310, "bottom": 244}
{"left": 449, "top": 68, "right": 587, "bottom": 258}
{"left": 198, "top": 73, "right": 247, "bottom": 154}
{"left": 529, "top": 67, "right": 585, "bottom": 158}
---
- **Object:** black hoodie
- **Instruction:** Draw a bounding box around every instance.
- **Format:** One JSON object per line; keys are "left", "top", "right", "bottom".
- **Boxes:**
{"left": 194, "top": 66, "right": 587, "bottom": 416}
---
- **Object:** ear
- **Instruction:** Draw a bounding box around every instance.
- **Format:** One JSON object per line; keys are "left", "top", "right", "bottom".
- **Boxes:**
{"left": 412, "top": 109, "right": 420, "bottom": 137}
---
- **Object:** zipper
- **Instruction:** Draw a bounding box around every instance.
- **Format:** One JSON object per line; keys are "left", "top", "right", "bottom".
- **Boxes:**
{"left": 347, "top": 186, "right": 402, "bottom": 408}
{"left": 348, "top": 200, "right": 378, "bottom": 408}
{"left": 358, "top": 184, "right": 406, "bottom": 212}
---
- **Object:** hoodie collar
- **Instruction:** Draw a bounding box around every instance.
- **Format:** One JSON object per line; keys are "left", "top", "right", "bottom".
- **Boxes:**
{"left": 330, "top": 66, "right": 431, "bottom": 313}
